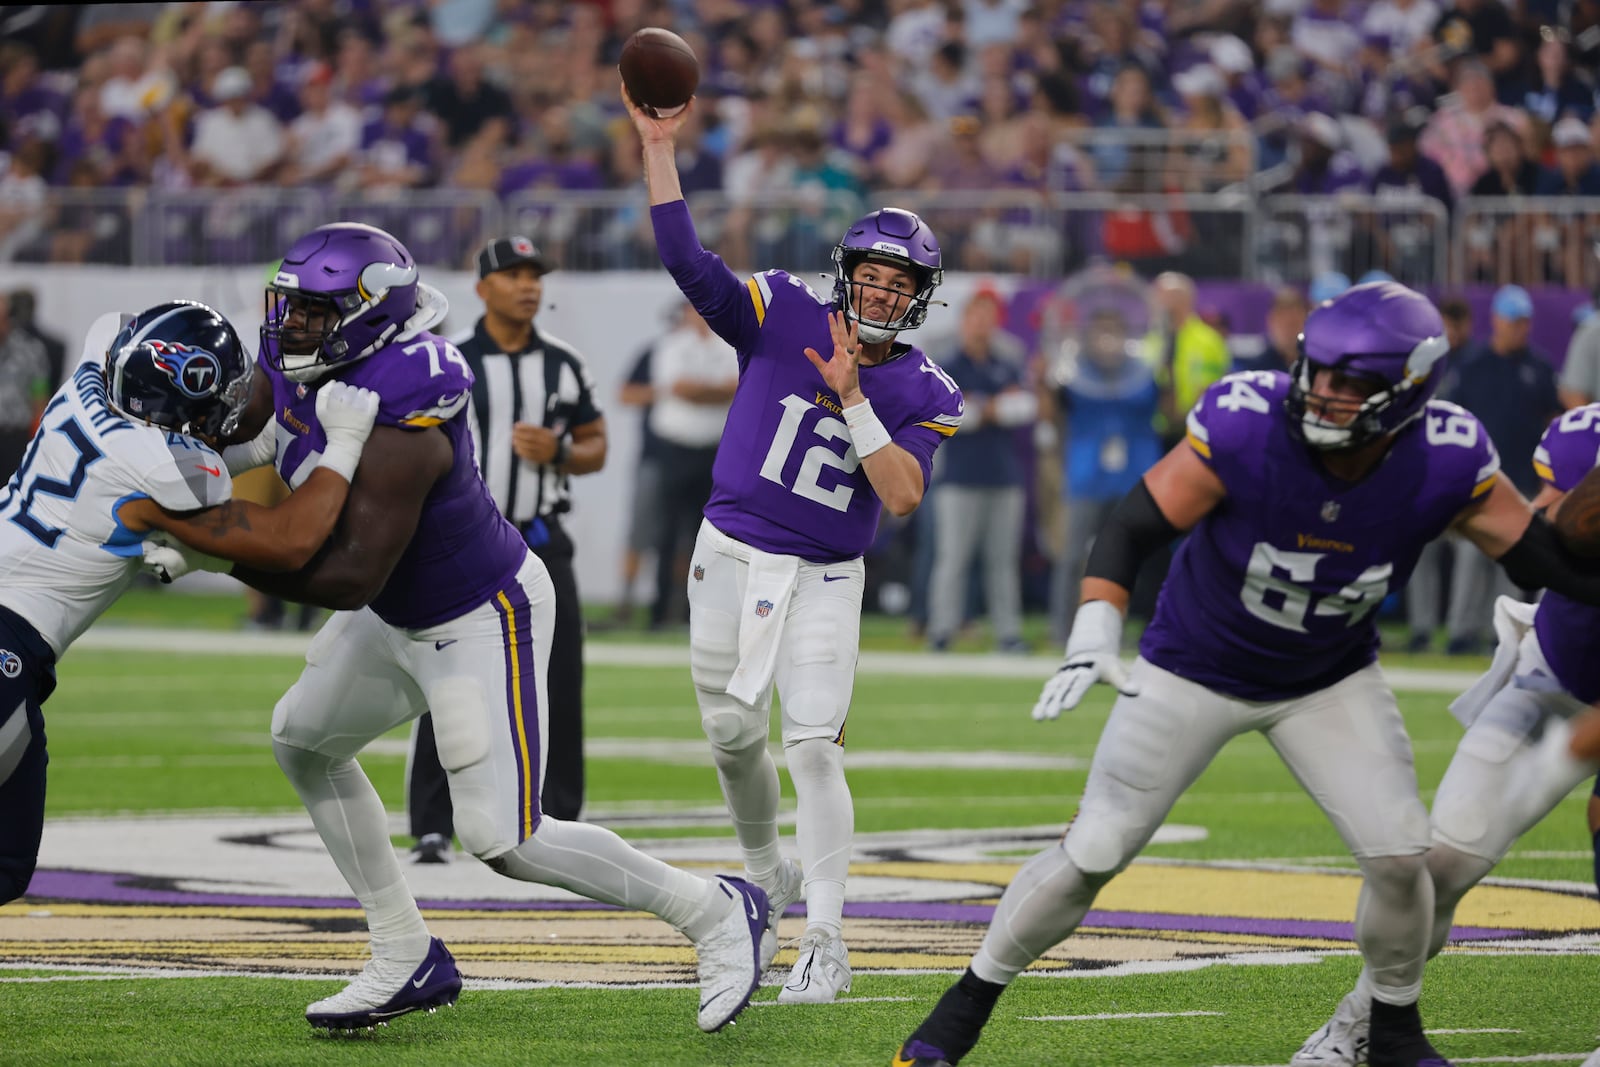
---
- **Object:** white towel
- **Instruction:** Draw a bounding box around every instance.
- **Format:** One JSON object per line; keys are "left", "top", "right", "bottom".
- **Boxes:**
{"left": 1449, "top": 595, "right": 1540, "bottom": 728}
{"left": 725, "top": 546, "right": 801, "bottom": 707}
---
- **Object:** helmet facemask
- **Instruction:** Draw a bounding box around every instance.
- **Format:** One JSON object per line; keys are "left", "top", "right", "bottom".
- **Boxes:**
{"left": 261, "top": 259, "right": 418, "bottom": 383}
{"left": 1285, "top": 333, "right": 1450, "bottom": 451}
{"left": 831, "top": 250, "right": 942, "bottom": 344}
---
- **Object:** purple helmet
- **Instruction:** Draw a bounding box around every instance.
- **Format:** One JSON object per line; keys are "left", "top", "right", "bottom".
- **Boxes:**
{"left": 830, "top": 207, "right": 943, "bottom": 342}
{"left": 262, "top": 222, "right": 419, "bottom": 382}
{"left": 1286, "top": 280, "right": 1450, "bottom": 450}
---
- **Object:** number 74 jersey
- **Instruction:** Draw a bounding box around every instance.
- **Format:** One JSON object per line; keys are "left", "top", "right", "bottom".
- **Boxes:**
{"left": 1140, "top": 370, "right": 1499, "bottom": 701}
{"left": 703, "top": 269, "right": 965, "bottom": 562}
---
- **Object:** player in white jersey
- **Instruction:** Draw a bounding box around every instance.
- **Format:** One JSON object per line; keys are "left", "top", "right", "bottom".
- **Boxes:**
{"left": 0, "top": 301, "right": 378, "bottom": 906}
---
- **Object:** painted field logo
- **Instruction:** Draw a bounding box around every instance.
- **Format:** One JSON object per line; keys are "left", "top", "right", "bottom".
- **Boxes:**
{"left": 2, "top": 817, "right": 1595, "bottom": 987}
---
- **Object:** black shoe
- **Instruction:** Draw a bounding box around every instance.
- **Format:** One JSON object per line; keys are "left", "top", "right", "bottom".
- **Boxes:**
{"left": 895, "top": 973, "right": 1001, "bottom": 1067}
{"left": 1444, "top": 636, "right": 1482, "bottom": 657}
{"left": 1368, "top": 999, "right": 1451, "bottom": 1067}
{"left": 411, "top": 833, "right": 452, "bottom": 864}
{"left": 1405, "top": 631, "right": 1431, "bottom": 654}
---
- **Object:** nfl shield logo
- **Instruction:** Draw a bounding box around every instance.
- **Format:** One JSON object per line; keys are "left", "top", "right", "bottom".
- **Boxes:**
{"left": 296, "top": 383, "right": 308, "bottom": 400}
{"left": 755, "top": 599, "right": 773, "bottom": 618}
{"left": 1321, "top": 500, "right": 1341, "bottom": 523}
{"left": 692, "top": 564, "right": 704, "bottom": 582}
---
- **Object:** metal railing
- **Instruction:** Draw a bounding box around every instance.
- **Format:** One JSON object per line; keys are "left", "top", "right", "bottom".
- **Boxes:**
{"left": 8, "top": 186, "right": 1598, "bottom": 291}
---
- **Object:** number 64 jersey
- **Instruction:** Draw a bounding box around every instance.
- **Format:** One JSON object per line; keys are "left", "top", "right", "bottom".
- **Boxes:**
{"left": 1140, "top": 371, "right": 1499, "bottom": 701}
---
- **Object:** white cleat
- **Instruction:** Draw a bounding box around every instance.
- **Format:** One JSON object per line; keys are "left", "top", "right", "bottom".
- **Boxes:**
{"left": 758, "top": 860, "right": 804, "bottom": 973}
{"left": 304, "top": 937, "right": 462, "bottom": 1030}
{"left": 693, "top": 876, "right": 769, "bottom": 1033}
{"left": 1291, "top": 991, "right": 1370, "bottom": 1067}
{"left": 777, "top": 929, "right": 851, "bottom": 1004}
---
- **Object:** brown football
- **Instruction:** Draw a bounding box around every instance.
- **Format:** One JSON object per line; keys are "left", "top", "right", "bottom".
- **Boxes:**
{"left": 618, "top": 27, "right": 700, "bottom": 118}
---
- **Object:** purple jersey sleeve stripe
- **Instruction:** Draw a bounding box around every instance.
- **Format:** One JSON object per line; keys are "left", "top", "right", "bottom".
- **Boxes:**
{"left": 494, "top": 589, "right": 539, "bottom": 841}
{"left": 649, "top": 200, "right": 759, "bottom": 353}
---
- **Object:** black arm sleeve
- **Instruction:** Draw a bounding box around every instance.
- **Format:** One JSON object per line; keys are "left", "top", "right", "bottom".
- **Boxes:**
{"left": 1497, "top": 514, "right": 1600, "bottom": 605}
{"left": 1083, "top": 479, "right": 1183, "bottom": 591}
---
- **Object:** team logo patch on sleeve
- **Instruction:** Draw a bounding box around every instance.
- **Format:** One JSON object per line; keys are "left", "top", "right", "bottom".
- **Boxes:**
{"left": 0, "top": 649, "right": 21, "bottom": 678}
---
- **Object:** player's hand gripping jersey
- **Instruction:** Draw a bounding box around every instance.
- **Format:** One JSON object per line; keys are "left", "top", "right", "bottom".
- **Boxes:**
{"left": 0, "top": 317, "right": 231, "bottom": 656}
{"left": 1139, "top": 370, "right": 1500, "bottom": 700}
{"left": 1531, "top": 403, "right": 1600, "bottom": 702}
{"left": 652, "top": 202, "right": 964, "bottom": 562}
{"left": 260, "top": 328, "right": 526, "bottom": 628}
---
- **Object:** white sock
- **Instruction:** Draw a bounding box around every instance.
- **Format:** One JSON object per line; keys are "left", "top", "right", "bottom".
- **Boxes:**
{"left": 786, "top": 738, "right": 852, "bottom": 936}
{"left": 491, "top": 816, "right": 726, "bottom": 941}
{"left": 273, "top": 740, "right": 428, "bottom": 957}
{"left": 709, "top": 728, "right": 782, "bottom": 881}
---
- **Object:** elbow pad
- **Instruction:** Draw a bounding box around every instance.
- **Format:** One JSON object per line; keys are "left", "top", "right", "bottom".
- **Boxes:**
{"left": 1083, "top": 480, "right": 1182, "bottom": 591}
{"left": 1498, "top": 515, "right": 1600, "bottom": 606}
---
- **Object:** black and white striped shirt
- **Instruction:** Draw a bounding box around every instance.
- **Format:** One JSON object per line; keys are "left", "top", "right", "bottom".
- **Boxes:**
{"left": 455, "top": 320, "right": 603, "bottom": 525}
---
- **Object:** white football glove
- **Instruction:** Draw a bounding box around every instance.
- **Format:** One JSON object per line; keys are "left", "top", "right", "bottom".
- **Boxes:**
{"left": 141, "top": 532, "right": 231, "bottom": 584}
{"left": 315, "top": 381, "right": 381, "bottom": 482}
{"left": 1031, "top": 599, "right": 1139, "bottom": 721}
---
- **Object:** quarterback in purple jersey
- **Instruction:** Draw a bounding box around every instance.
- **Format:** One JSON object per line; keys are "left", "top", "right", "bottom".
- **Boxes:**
{"left": 898, "top": 282, "right": 1600, "bottom": 1067}
{"left": 1296, "top": 403, "right": 1600, "bottom": 1066}
{"left": 213, "top": 222, "right": 768, "bottom": 1035}
{"left": 627, "top": 90, "right": 963, "bottom": 1003}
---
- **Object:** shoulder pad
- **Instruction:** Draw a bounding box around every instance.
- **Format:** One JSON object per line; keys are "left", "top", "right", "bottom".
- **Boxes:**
{"left": 143, "top": 432, "right": 233, "bottom": 511}
{"left": 1534, "top": 403, "right": 1600, "bottom": 491}
{"left": 1186, "top": 371, "right": 1285, "bottom": 465}
{"left": 367, "top": 332, "right": 475, "bottom": 429}
{"left": 746, "top": 269, "right": 830, "bottom": 326}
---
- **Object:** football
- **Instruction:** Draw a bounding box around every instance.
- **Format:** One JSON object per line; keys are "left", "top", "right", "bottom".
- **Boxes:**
{"left": 618, "top": 27, "right": 700, "bottom": 119}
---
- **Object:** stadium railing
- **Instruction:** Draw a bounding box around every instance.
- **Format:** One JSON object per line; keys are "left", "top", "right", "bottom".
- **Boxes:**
{"left": 1456, "top": 195, "right": 1600, "bottom": 289}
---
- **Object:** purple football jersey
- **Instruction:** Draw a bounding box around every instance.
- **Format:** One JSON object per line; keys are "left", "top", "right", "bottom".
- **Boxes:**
{"left": 1141, "top": 371, "right": 1500, "bottom": 700}
{"left": 263, "top": 330, "right": 528, "bottom": 629}
{"left": 1531, "top": 404, "right": 1600, "bottom": 702}
{"left": 652, "top": 201, "right": 964, "bottom": 562}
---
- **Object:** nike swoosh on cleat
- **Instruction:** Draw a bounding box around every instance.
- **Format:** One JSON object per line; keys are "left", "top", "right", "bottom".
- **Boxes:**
{"left": 412, "top": 964, "right": 436, "bottom": 988}
{"left": 891, "top": 1054, "right": 916, "bottom": 1067}
{"left": 434, "top": 640, "right": 457, "bottom": 651}
{"left": 822, "top": 573, "right": 846, "bottom": 582}
{"left": 699, "top": 990, "right": 727, "bottom": 1014}
{"left": 745, "top": 894, "right": 759, "bottom": 922}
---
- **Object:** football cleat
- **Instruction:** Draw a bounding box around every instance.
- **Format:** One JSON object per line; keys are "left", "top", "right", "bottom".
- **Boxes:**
{"left": 892, "top": 1039, "right": 955, "bottom": 1066}
{"left": 1368, "top": 999, "right": 1451, "bottom": 1067}
{"left": 759, "top": 860, "right": 804, "bottom": 973}
{"left": 778, "top": 929, "right": 851, "bottom": 1004}
{"left": 694, "top": 876, "right": 769, "bottom": 1032}
{"left": 306, "top": 937, "right": 461, "bottom": 1030}
{"left": 1292, "top": 991, "right": 1370, "bottom": 1067}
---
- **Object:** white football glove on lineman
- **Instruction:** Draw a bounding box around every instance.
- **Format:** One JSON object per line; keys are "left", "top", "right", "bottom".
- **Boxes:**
{"left": 141, "top": 531, "right": 231, "bottom": 584}
{"left": 1031, "top": 599, "right": 1139, "bottom": 721}
{"left": 314, "top": 380, "right": 381, "bottom": 482}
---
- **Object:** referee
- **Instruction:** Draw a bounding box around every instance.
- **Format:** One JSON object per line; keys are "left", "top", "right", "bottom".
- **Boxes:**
{"left": 406, "top": 236, "right": 607, "bottom": 861}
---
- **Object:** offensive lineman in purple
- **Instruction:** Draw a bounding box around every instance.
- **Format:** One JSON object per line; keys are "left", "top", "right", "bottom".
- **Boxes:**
{"left": 899, "top": 282, "right": 1600, "bottom": 1067}
{"left": 629, "top": 88, "right": 960, "bottom": 1005}
{"left": 1530, "top": 406, "right": 1600, "bottom": 703}
{"left": 217, "top": 222, "right": 774, "bottom": 1036}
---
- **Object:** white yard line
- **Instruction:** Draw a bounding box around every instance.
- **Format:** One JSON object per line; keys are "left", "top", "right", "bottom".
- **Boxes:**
{"left": 1023, "top": 1010, "right": 1224, "bottom": 1021}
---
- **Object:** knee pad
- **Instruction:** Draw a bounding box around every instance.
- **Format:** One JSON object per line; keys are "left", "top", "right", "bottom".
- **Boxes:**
{"left": 272, "top": 736, "right": 329, "bottom": 780}
{"left": 423, "top": 677, "right": 492, "bottom": 771}
{"left": 700, "top": 690, "right": 768, "bottom": 752}
{"left": 1357, "top": 851, "right": 1427, "bottom": 896}
{"left": 455, "top": 810, "right": 511, "bottom": 860}
{"left": 1426, "top": 842, "right": 1495, "bottom": 907}
{"left": 1063, "top": 810, "right": 1135, "bottom": 878}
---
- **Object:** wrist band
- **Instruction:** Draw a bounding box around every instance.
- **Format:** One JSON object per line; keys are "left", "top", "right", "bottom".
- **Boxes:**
{"left": 843, "top": 397, "right": 892, "bottom": 458}
{"left": 554, "top": 437, "right": 572, "bottom": 468}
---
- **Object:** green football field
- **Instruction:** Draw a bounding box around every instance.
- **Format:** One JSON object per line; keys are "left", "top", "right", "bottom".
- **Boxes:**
{"left": 2, "top": 592, "right": 1597, "bottom": 1065}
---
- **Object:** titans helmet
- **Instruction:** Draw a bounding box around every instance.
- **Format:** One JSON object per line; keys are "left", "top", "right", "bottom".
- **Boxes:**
{"left": 104, "top": 301, "right": 253, "bottom": 439}
{"left": 1285, "top": 281, "right": 1449, "bottom": 451}
{"left": 830, "top": 208, "right": 943, "bottom": 343}
{"left": 262, "top": 222, "right": 419, "bottom": 382}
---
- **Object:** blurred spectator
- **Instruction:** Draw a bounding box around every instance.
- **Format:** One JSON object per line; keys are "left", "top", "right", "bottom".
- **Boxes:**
{"left": 1292, "top": 0, "right": 1363, "bottom": 74}
{"left": 0, "top": 294, "right": 50, "bottom": 479}
{"left": 788, "top": 122, "right": 866, "bottom": 268}
{"left": 278, "top": 63, "right": 361, "bottom": 187}
{"left": 425, "top": 43, "right": 513, "bottom": 150}
{"left": 1430, "top": 0, "right": 1520, "bottom": 85}
{"left": 1371, "top": 117, "right": 1454, "bottom": 210}
{"left": 355, "top": 85, "right": 436, "bottom": 191}
{"left": 241, "top": 39, "right": 301, "bottom": 124}
{"left": 1169, "top": 65, "right": 1252, "bottom": 190}
{"left": 1090, "top": 64, "right": 1167, "bottom": 191}
{"left": 188, "top": 67, "right": 285, "bottom": 187}
{"left": 1210, "top": 34, "right": 1266, "bottom": 120}
{"left": 875, "top": 89, "right": 941, "bottom": 188}
{"left": 1420, "top": 60, "right": 1527, "bottom": 195}
{"left": 832, "top": 77, "right": 895, "bottom": 175}
{"left": 1469, "top": 120, "right": 1541, "bottom": 195}
{"left": 1361, "top": 0, "right": 1443, "bottom": 59}
{"left": 1535, "top": 117, "right": 1600, "bottom": 194}
{"left": 1366, "top": 117, "right": 1454, "bottom": 278}
{"left": 98, "top": 35, "right": 175, "bottom": 123}
{"left": 1405, "top": 295, "right": 1474, "bottom": 650}
{"left": 0, "top": 140, "right": 47, "bottom": 261}
{"left": 54, "top": 85, "right": 139, "bottom": 186}
{"left": 1143, "top": 271, "right": 1231, "bottom": 449}
{"left": 74, "top": 4, "right": 162, "bottom": 57}
{"left": 1518, "top": 26, "right": 1594, "bottom": 125}
{"left": 8, "top": 289, "right": 64, "bottom": 391}
{"left": 964, "top": 0, "right": 1028, "bottom": 48}
{"left": 1437, "top": 285, "right": 1560, "bottom": 654}
{"left": 614, "top": 340, "right": 662, "bottom": 625}
{"left": 886, "top": 0, "right": 948, "bottom": 72}
{"left": 0, "top": 44, "right": 66, "bottom": 148}
{"left": 1308, "top": 270, "right": 1352, "bottom": 303}
{"left": 647, "top": 305, "right": 738, "bottom": 629}
{"left": 1559, "top": 245, "right": 1600, "bottom": 408}
{"left": 1233, "top": 285, "right": 1309, "bottom": 372}
{"left": 927, "top": 287, "right": 1034, "bottom": 652}
{"left": 1080, "top": 7, "right": 1164, "bottom": 120}
{"left": 912, "top": 41, "right": 978, "bottom": 124}
{"left": 1046, "top": 305, "right": 1160, "bottom": 645}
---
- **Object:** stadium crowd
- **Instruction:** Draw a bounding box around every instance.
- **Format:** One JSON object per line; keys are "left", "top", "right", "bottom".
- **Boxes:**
{"left": 0, "top": 0, "right": 1596, "bottom": 280}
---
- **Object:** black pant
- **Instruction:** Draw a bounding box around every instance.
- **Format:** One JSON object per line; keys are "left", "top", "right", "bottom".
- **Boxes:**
{"left": 650, "top": 441, "right": 718, "bottom": 626}
{"left": 407, "top": 520, "right": 587, "bottom": 834}
{"left": 0, "top": 607, "right": 56, "bottom": 905}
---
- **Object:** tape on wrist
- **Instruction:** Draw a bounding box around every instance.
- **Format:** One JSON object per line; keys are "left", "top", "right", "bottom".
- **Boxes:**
{"left": 317, "top": 441, "right": 363, "bottom": 483}
{"left": 843, "top": 397, "right": 892, "bottom": 458}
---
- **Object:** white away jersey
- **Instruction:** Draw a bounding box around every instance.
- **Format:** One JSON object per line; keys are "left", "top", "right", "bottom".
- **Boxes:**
{"left": 0, "top": 315, "right": 232, "bottom": 656}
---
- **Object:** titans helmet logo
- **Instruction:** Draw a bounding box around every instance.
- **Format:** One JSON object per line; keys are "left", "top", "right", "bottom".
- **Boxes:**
{"left": 148, "top": 340, "right": 222, "bottom": 400}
